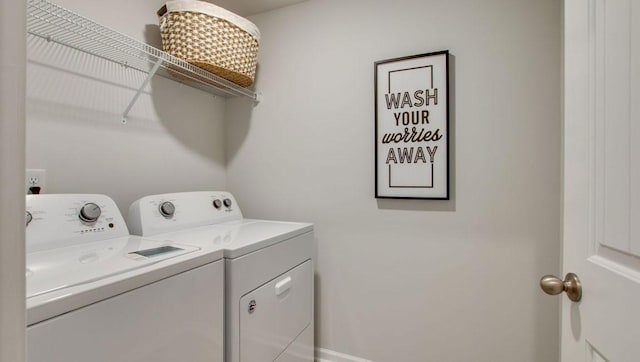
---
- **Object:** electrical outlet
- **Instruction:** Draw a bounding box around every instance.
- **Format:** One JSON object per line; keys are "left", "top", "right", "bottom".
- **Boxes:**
{"left": 26, "top": 169, "right": 46, "bottom": 194}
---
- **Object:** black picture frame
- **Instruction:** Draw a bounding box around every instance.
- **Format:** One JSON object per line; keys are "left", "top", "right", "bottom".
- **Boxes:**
{"left": 374, "top": 50, "right": 450, "bottom": 200}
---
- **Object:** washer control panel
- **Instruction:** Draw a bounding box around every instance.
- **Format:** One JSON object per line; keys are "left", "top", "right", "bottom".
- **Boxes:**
{"left": 128, "top": 191, "right": 243, "bottom": 236}
{"left": 26, "top": 194, "right": 129, "bottom": 253}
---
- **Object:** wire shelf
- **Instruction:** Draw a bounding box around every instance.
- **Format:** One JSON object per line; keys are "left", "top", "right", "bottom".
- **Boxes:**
{"left": 26, "top": 0, "right": 258, "bottom": 101}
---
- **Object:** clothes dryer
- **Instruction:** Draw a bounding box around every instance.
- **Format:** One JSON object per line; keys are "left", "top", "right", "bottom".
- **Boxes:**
{"left": 128, "top": 191, "right": 314, "bottom": 362}
{"left": 26, "top": 194, "right": 224, "bottom": 362}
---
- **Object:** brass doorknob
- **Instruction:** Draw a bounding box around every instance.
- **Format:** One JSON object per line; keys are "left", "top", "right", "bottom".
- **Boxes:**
{"left": 540, "top": 273, "right": 582, "bottom": 302}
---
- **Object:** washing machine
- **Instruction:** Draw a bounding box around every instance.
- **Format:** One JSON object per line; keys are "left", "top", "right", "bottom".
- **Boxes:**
{"left": 128, "top": 191, "right": 315, "bottom": 362}
{"left": 25, "top": 194, "right": 225, "bottom": 362}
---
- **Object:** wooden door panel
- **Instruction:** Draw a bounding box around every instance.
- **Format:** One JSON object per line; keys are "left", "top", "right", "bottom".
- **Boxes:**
{"left": 596, "top": 0, "right": 637, "bottom": 255}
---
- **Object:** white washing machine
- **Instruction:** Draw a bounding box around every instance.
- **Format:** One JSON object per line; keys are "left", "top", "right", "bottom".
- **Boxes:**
{"left": 128, "top": 191, "right": 315, "bottom": 362}
{"left": 26, "top": 194, "right": 225, "bottom": 362}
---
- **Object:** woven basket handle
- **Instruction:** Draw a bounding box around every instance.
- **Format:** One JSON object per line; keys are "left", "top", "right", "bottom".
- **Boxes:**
{"left": 157, "top": 4, "right": 167, "bottom": 17}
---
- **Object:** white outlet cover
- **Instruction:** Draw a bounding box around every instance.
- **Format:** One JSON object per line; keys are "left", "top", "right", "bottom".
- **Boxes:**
{"left": 26, "top": 169, "right": 46, "bottom": 194}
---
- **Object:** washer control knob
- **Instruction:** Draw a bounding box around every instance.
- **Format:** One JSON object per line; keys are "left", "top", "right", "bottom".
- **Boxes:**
{"left": 213, "top": 199, "right": 222, "bottom": 209}
{"left": 223, "top": 198, "right": 232, "bottom": 208}
{"left": 25, "top": 211, "right": 33, "bottom": 227}
{"left": 79, "top": 203, "right": 101, "bottom": 224}
{"left": 159, "top": 201, "right": 175, "bottom": 218}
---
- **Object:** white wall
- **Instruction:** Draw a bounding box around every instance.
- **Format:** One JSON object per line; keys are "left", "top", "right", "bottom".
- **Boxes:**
{"left": 25, "top": 0, "right": 227, "bottom": 215}
{"left": 226, "top": 1, "right": 562, "bottom": 361}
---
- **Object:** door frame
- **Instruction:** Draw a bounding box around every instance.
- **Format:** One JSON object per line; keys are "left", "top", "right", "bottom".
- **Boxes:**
{"left": 0, "top": 0, "right": 27, "bottom": 361}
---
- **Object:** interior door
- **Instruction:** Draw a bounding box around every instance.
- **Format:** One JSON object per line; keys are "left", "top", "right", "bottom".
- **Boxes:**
{"left": 560, "top": 0, "right": 640, "bottom": 360}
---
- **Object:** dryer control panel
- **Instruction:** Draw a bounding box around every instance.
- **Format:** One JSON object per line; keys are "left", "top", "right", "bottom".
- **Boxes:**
{"left": 128, "top": 191, "right": 243, "bottom": 236}
{"left": 26, "top": 194, "right": 129, "bottom": 253}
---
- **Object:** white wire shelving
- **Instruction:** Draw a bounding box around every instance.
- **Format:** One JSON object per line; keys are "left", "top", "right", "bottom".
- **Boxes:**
{"left": 27, "top": 0, "right": 259, "bottom": 123}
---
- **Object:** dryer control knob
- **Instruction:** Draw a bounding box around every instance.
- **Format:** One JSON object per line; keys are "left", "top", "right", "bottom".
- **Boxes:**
{"left": 213, "top": 199, "right": 222, "bottom": 209}
{"left": 79, "top": 203, "right": 101, "bottom": 224}
{"left": 223, "top": 198, "right": 232, "bottom": 208}
{"left": 25, "top": 211, "right": 33, "bottom": 227}
{"left": 159, "top": 201, "right": 175, "bottom": 218}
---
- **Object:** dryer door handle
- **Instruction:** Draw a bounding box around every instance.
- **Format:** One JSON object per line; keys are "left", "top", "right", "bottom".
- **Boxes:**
{"left": 275, "top": 276, "right": 292, "bottom": 296}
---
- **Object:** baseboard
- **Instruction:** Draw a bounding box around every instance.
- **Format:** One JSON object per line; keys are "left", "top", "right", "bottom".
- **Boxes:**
{"left": 316, "top": 347, "right": 373, "bottom": 362}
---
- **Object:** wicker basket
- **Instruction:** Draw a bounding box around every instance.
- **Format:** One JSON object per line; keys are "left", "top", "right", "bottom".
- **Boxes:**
{"left": 157, "top": 0, "right": 260, "bottom": 87}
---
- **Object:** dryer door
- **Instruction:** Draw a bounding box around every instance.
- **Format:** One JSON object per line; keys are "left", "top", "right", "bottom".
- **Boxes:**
{"left": 240, "top": 260, "right": 312, "bottom": 362}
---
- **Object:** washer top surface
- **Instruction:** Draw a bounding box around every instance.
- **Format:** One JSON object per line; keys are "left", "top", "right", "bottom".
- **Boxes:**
{"left": 146, "top": 219, "right": 313, "bottom": 259}
{"left": 27, "top": 235, "right": 200, "bottom": 300}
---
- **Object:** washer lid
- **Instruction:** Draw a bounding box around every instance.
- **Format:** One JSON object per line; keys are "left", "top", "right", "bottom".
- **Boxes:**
{"left": 26, "top": 236, "right": 199, "bottom": 299}
{"left": 147, "top": 219, "right": 313, "bottom": 259}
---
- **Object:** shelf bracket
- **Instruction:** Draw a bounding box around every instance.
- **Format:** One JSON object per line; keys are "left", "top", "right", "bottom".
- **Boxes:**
{"left": 121, "top": 58, "right": 163, "bottom": 124}
{"left": 253, "top": 90, "right": 263, "bottom": 105}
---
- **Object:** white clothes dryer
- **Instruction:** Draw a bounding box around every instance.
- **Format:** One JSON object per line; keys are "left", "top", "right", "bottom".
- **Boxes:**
{"left": 26, "top": 194, "right": 225, "bottom": 362}
{"left": 128, "top": 191, "right": 315, "bottom": 362}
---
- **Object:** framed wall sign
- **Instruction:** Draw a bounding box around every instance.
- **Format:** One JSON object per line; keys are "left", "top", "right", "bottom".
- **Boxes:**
{"left": 374, "top": 50, "right": 450, "bottom": 199}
